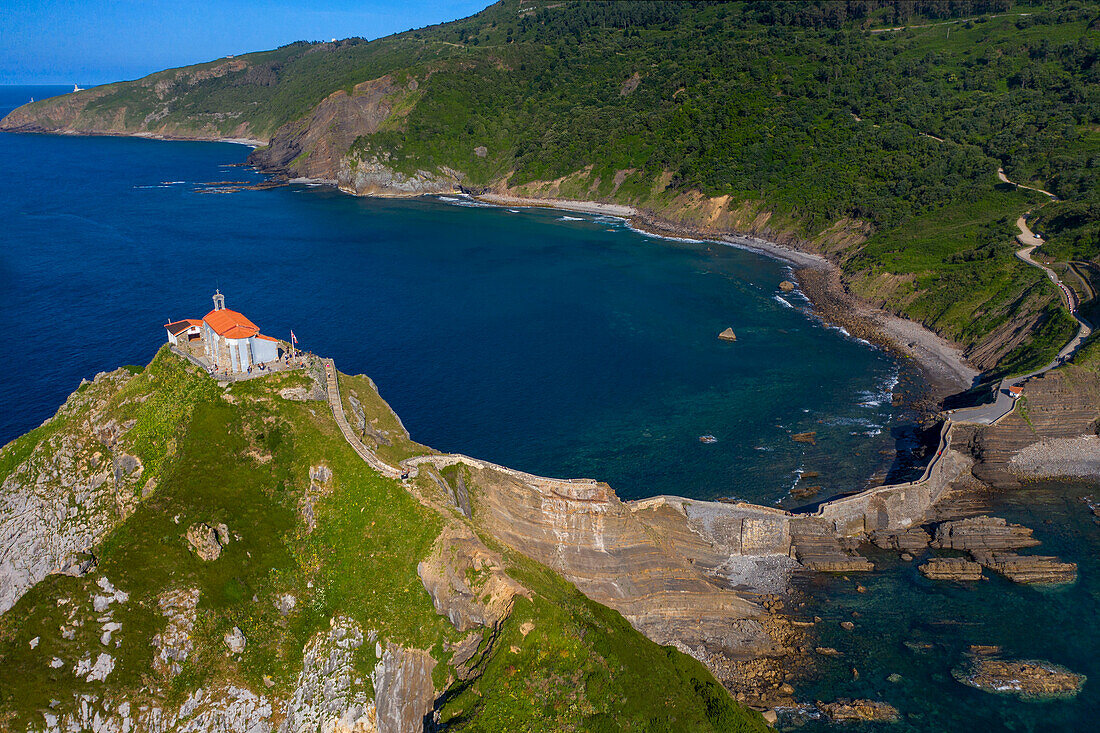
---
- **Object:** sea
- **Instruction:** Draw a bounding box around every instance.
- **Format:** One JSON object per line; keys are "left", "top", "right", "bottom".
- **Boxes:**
{"left": 2, "top": 86, "right": 1097, "bottom": 730}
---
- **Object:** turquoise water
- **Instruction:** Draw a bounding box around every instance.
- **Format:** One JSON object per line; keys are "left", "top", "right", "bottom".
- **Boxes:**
{"left": 790, "top": 482, "right": 1100, "bottom": 732}
{"left": 0, "top": 85, "right": 911, "bottom": 506}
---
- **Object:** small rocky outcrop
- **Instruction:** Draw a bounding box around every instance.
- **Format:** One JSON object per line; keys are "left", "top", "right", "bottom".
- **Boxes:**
{"left": 718, "top": 327, "right": 737, "bottom": 341}
{"left": 970, "top": 551, "right": 1077, "bottom": 584}
{"left": 953, "top": 655, "right": 1086, "bottom": 699}
{"left": 186, "top": 522, "right": 229, "bottom": 561}
{"left": 919, "top": 557, "right": 984, "bottom": 581}
{"left": 931, "top": 516, "right": 1076, "bottom": 584}
{"left": 932, "top": 516, "right": 1039, "bottom": 552}
{"left": 224, "top": 626, "right": 246, "bottom": 654}
{"left": 817, "top": 699, "right": 899, "bottom": 723}
{"left": 779, "top": 280, "right": 796, "bottom": 292}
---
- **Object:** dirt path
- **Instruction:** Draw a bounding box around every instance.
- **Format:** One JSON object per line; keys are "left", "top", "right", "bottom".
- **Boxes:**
{"left": 998, "top": 167, "right": 1058, "bottom": 200}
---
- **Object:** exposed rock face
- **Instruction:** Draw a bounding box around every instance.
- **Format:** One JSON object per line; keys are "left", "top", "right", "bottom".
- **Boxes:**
{"left": 461, "top": 461, "right": 784, "bottom": 683}
{"left": 282, "top": 617, "right": 376, "bottom": 733}
{"left": 870, "top": 526, "right": 931, "bottom": 552}
{"left": 337, "top": 156, "right": 462, "bottom": 197}
{"left": 152, "top": 587, "right": 201, "bottom": 677}
{"left": 919, "top": 557, "right": 984, "bottom": 581}
{"left": 953, "top": 655, "right": 1086, "bottom": 699}
{"left": 32, "top": 686, "right": 275, "bottom": 733}
{"left": 251, "top": 76, "right": 403, "bottom": 182}
{"left": 417, "top": 523, "right": 527, "bottom": 632}
{"left": 0, "top": 368, "right": 139, "bottom": 614}
{"left": 374, "top": 644, "right": 436, "bottom": 733}
{"left": 930, "top": 516, "right": 1076, "bottom": 584}
{"left": 970, "top": 552, "right": 1078, "bottom": 584}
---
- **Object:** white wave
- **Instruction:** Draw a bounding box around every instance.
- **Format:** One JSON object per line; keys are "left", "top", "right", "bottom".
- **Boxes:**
{"left": 507, "top": 209, "right": 519, "bottom": 213}
{"left": 437, "top": 196, "right": 461, "bottom": 202}
{"left": 774, "top": 295, "right": 794, "bottom": 308}
{"left": 559, "top": 215, "right": 585, "bottom": 221}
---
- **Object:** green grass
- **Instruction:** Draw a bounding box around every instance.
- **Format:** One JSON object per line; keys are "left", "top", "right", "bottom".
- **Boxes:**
{"left": 438, "top": 545, "right": 769, "bottom": 733}
{"left": 845, "top": 189, "right": 1078, "bottom": 364}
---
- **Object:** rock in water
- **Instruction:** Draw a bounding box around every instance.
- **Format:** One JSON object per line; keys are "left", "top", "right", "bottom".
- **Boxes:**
{"left": 919, "top": 557, "right": 984, "bottom": 581}
{"left": 817, "top": 699, "right": 899, "bottom": 722}
{"left": 779, "top": 280, "right": 796, "bottom": 292}
{"left": 953, "top": 656, "right": 1086, "bottom": 699}
{"left": 718, "top": 327, "right": 737, "bottom": 341}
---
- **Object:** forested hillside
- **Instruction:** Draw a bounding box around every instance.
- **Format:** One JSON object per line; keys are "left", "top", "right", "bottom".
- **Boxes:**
{"left": 3, "top": 0, "right": 1098, "bottom": 374}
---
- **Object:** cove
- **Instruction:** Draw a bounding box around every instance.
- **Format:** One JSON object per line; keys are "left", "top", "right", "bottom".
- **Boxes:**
{"left": 0, "top": 85, "right": 911, "bottom": 506}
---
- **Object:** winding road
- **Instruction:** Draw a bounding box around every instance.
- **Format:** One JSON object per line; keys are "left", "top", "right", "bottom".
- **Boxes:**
{"left": 952, "top": 204, "right": 1092, "bottom": 425}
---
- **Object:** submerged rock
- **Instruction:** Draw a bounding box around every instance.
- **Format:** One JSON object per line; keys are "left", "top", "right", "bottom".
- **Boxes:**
{"left": 953, "top": 656, "right": 1086, "bottom": 700}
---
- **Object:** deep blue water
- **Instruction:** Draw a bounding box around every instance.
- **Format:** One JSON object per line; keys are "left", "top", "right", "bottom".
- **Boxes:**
{"left": 0, "top": 85, "right": 911, "bottom": 506}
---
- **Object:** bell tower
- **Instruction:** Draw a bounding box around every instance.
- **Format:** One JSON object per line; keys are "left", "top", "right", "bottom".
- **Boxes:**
{"left": 212, "top": 289, "right": 225, "bottom": 311}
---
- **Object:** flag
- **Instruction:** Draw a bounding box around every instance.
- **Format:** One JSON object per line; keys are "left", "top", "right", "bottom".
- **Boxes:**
{"left": 290, "top": 330, "right": 298, "bottom": 345}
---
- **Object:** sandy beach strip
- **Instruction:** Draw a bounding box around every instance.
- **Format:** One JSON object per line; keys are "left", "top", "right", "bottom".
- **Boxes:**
{"left": 476, "top": 192, "right": 636, "bottom": 218}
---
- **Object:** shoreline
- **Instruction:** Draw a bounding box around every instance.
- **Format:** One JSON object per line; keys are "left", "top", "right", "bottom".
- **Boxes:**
{"left": 0, "top": 123, "right": 978, "bottom": 399}
{"left": 473, "top": 192, "right": 979, "bottom": 402}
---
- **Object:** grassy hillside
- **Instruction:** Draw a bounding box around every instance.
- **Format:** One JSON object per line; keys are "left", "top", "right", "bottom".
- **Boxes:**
{"left": 0, "top": 348, "right": 764, "bottom": 731}
{"left": 4, "top": 0, "right": 1098, "bottom": 373}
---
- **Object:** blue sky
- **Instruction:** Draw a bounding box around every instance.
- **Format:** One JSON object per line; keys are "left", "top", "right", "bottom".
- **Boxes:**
{"left": 1, "top": 0, "right": 488, "bottom": 85}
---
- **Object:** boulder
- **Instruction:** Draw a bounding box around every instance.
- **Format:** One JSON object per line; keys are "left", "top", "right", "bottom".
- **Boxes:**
{"left": 718, "top": 327, "right": 737, "bottom": 341}
{"left": 779, "top": 280, "right": 796, "bottom": 292}
{"left": 185, "top": 523, "right": 224, "bottom": 561}
{"left": 224, "top": 626, "right": 246, "bottom": 653}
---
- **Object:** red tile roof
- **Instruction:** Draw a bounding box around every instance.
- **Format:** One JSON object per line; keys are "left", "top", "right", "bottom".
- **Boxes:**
{"left": 164, "top": 319, "right": 203, "bottom": 336}
{"left": 203, "top": 308, "right": 260, "bottom": 339}
{"left": 255, "top": 333, "right": 278, "bottom": 342}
